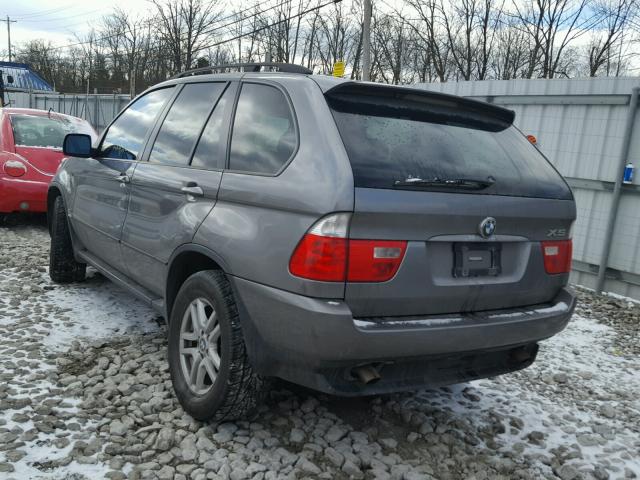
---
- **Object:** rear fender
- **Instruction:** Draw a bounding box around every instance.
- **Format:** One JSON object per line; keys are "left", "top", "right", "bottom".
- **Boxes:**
{"left": 163, "top": 244, "right": 266, "bottom": 370}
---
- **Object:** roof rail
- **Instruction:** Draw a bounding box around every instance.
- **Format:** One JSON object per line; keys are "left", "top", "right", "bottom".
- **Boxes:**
{"left": 171, "top": 62, "right": 312, "bottom": 79}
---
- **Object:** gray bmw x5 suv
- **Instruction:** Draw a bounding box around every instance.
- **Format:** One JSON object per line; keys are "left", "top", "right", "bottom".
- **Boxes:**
{"left": 48, "top": 63, "right": 576, "bottom": 421}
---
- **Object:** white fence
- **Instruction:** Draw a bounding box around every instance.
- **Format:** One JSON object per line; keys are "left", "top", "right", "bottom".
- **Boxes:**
{"left": 417, "top": 77, "right": 640, "bottom": 300}
{"left": 8, "top": 90, "right": 131, "bottom": 132}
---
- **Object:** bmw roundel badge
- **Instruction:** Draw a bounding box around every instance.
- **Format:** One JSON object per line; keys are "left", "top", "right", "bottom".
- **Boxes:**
{"left": 479, "top": 217, "right": 497, "bottom": 238}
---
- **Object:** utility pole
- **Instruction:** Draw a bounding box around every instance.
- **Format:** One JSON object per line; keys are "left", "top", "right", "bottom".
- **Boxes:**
{"left": 362, "top": 0, "right": 371, "bottom": 81}
{"left": 1, "top": 16, "right": 17, "bottom": 62}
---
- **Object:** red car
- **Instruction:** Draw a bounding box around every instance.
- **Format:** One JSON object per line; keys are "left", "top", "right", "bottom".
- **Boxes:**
{"left": 0, "top": 108, "right": 97, "bottom": 214}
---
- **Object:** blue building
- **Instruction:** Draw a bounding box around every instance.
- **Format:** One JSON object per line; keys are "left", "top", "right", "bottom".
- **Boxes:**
{"left": 0, "top": 61, "right": 54, "bottom": 92}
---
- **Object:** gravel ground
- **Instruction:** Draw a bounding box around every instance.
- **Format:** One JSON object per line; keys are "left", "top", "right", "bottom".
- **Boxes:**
{"left": 0, "top": 216, "right": 639, "bottom": 480}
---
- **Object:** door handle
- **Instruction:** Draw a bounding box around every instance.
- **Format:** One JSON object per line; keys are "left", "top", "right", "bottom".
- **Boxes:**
{"left": 181, "top": 183, "right": 204, "bottom": 197}
{"left": 116, "top": 174, "right": 130, "bottom": 184}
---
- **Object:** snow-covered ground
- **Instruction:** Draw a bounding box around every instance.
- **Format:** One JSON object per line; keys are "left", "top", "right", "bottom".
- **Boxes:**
{"left": 0, "top": 217, "right": 638, "bottom": 480}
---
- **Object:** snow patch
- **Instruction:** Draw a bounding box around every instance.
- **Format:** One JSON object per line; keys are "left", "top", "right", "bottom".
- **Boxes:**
{"left": 41, "top": 269, "right": 160, "bottom": 351}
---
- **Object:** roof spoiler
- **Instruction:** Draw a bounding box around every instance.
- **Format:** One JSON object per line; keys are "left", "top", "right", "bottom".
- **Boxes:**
{"left": 325, "top": 82, "right": 515, "bottom": 132}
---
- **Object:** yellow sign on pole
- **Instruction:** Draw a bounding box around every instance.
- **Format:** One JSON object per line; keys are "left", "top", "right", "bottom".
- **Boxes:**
{"left": 333, "top": 61, "right": 345, "bottom": 78}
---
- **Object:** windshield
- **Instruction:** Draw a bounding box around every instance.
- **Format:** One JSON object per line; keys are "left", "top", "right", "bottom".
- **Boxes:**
{"left": 327, "top": 89, "right": 572, "bottom": 200}
{"left": 10, "top": 114, "right": 95, "bottom": 150}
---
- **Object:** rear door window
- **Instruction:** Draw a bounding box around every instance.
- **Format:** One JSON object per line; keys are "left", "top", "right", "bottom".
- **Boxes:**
{"left": 229, "top": 83, "right": 296, "bottom": 174}
{"left": 327, "top": 87, "right": 572, "bottom": 200}
{"left": 149, "top": 82, "right": 225, "bottom": 166}
{"left": 191, "top": 85, "right": 235, "bottom": 170}
{"left": 100, "top": 87, "right": 174, "bottom": 160}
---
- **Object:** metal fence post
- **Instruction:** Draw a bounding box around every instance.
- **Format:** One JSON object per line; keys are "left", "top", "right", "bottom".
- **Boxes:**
{"left": 94, "top": 96, "right": 99, "bottom": 130}
{"left": 596, "top": 87, "right": 640, "bottom": 293}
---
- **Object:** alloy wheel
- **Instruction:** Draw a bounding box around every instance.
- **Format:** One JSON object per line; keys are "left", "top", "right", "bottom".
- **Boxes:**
{"left": 179, "top": 297, "right": 221, "bottom": 395}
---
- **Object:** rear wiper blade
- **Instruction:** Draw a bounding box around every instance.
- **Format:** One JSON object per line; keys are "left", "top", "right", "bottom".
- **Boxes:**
{"left": 393, "top": 176, "right": 495, "bottom": 190}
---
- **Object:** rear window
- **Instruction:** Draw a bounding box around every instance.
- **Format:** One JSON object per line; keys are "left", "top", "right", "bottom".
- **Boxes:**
{"left": 327, "top": 87, "right": 572, "bottom": 200}
{"left": 10, "top": 114, "right": 95, "bottom": 150}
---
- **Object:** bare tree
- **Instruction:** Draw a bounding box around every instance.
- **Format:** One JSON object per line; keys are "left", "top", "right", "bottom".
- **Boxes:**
{"left": 152, "top": 0, "right": 221, "bottom": 74}
{"left": 314, "top": 3, "right": 359, "bottom": 74}
{"left": 101, "top": 9, "right": 152, "bottom": 95}
{"left": 511, "top": 0, "right": 599, "bottom": 78}
{"left": 492, "top": 18, "right": 531, "bottom": 79}
{"left": 373, "top": 14, "right": 407, "bottom": 83}
{"left": 587, "top": 0, "right": 637, "bottom": 76}
{"left": 405, "top": 0, "right": 452, "bottom": 81}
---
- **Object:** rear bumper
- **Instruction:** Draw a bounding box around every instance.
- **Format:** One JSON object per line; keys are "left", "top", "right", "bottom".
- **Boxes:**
{"left": 232, "top": 276, "right": 576, "bottom": 395}
{"left": 0, "top": 176, "right": 49, "bottom": 213}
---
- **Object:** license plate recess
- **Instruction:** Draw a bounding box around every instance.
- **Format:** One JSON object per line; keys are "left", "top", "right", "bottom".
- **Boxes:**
{"left": 453, "top": 243, "right": 501, "bottom": 278}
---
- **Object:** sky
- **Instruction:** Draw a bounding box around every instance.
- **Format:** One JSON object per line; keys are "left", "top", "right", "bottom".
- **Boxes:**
{"left": 4, "top": 0, "right": 156, "bottom": 52}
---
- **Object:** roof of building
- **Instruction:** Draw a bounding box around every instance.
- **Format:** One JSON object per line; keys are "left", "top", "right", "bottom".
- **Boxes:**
{"left": 0, "top": 62, "right": 54, "bottom": 92}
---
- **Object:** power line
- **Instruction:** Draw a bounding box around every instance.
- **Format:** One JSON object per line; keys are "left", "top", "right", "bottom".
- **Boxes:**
{"left": 10, "top": 5, "right": 75, "bottom": 20}
{"left": 212, "top": 0, "right": 297, "bottom": 29}
{"left": 84, "top": 0, "right": 340, "bottom": 59}
{"left": 200, "top": 0, "right": 306, "bottom": 38}
{"left": 50, "top": 0, "right": 324, "bottom": 50}
{"left": 198, "top": 0, "right": 342, "bottom": 51}
{"left": 141, "top": 0, "right": 305, "bottom": 56}
{"left": 19, "top": 8, "right": 109, "bottom": 24}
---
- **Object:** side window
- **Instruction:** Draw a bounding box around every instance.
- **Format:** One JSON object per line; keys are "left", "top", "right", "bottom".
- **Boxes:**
{"left": 101, "top": 87, "right": 173, "bottom": 160}
{"left": 229, "top": 83, "right": 296, "bottom": 174}
{"left": 191, "top": 85, "right": 235, "bottom": 170}
{"left": 149, "top": 83, "right": 225, "bottom": 166}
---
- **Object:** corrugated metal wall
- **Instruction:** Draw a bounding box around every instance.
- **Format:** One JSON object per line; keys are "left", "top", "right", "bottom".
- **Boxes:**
{"left": 7, "top": 91, "right": 131, "bottom": 132}
{"left": 417, "top": 77, "right": 640, "bottom": 299}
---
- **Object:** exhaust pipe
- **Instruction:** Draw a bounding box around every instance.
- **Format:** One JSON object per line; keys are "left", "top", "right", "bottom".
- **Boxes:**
{"left": 510, "top": 344, "right": 537, "bottom": 363}
{"left": 352, "top": 365, "right": 381, "bottom": 385}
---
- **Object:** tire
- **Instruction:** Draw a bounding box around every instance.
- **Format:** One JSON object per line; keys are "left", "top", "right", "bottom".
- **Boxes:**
{"left": 49, "top": 196, "right": 86, "bottom": 283}
{"left": 168, "top": 270, "right": 267, "bottom": 421}
{"left": 0, "top": 213, "right": 15, "bottom": 226}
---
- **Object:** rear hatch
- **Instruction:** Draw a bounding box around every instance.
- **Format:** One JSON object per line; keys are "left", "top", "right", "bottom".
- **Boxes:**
{"left": 326, "top": 83, "right": 575, "bottom": 318}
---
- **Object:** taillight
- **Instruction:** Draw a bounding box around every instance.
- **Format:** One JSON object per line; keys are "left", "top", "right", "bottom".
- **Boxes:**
{"left": 289, "top": 213, "right": 350, "bottom": 282}
{"left": 289, "top": 213, "right": 407, "bottom": 282}
{"left": 289, "top": 234, "right": 348, "bottom": 281}
{"left": 4, "top": 160, "right": 27, "bottom": 177}
{"left": 541, "top": 240, "right": 572, "bottom": 274}
{"left": 347, "top": 240, "right": 407, "bottom": 282}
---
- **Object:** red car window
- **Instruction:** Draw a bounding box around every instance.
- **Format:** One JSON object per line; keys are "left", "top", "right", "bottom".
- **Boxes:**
{"left": 10, "top": 114, "right": 94, "bottom": 150}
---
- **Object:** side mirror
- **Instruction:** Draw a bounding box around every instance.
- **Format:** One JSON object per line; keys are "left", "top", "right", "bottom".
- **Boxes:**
{"left": 6, "top": 75, "right": 13, "bottom": 84}
{"left": 63, "top": 133, "right": 93, "bottom": 158}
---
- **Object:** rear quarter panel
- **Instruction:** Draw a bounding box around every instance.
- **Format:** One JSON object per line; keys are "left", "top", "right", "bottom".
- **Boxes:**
{"left": 193, "top": 75, "right": 355, "bottom": 298}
